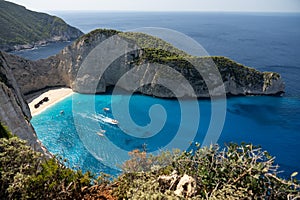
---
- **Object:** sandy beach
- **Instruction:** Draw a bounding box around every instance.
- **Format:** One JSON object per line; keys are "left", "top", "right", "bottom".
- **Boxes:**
{"left": 27, "top": 87, "right": 74, "bottom": 116}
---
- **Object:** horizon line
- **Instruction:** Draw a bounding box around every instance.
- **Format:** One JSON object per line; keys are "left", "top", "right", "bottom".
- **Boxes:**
{"left": 47, "top": 10, "right": 300, "bottom": 13}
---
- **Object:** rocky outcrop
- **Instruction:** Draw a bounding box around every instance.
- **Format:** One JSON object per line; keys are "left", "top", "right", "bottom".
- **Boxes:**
{"left": 0, "top": 52, "right": 44, "bottom": 152}
{"left": 60, "top": 30, "right": 284, "bottom": 97}
{"left": 0, "top": 0, "right": 83, "bottom": 52}
{"left": 1, "top": 53, "right": 67, "bottom": 95}
{"left": 2, "top": 29, "right": 284, "bottom": 98}
{"left": 0, "top": 29, "right": 286, "bottom": 105}
{"left": 158, "top": 171, "right": 197, "bottom": 198}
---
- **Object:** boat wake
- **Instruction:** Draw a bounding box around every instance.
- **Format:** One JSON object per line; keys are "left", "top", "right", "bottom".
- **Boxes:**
{"left": 93, "top": 114, "right": 119, "bottom": 125}
{"left": 75, "top": 112, "right": 118, "bottom": 125}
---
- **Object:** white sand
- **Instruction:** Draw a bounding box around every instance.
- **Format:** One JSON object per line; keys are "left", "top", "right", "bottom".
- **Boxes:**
{"left": 27, "top": 87, "right": 74, "bottom": 116}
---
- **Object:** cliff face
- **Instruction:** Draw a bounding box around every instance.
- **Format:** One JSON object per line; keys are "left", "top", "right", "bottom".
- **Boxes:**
{"left": 0, "top": 0, "right": 83, "bottom": 52}
{"left": 5, "top": 29, "right": 284, "bottom": 98}
{"left": 61, "top": 30, "right": 285, "bottom": 97}
{"left": 1, "top": 53, "right": 67, "bottom": 95}
{"left": 0, "top": 52, "right": 44, "bottom": 152}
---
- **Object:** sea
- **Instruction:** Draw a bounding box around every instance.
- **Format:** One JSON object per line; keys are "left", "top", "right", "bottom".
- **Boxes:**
{"left": 14, "top": 12, "right": 300, "bottom": 178}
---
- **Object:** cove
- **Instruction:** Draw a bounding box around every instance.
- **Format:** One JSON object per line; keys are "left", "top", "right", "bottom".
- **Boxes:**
{"left": 31, "top": 92, "right": 300, "bottom": 178}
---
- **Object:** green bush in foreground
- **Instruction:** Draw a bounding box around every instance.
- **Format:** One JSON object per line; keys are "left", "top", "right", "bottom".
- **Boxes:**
{"left": 0, "top": 133, "right": 299, "bottom": 199}
{"left": 0, "top": 137, "right": 93, "bottom": 199}
{"left": 113, "top": 143, "right": 300, "bottom": 199}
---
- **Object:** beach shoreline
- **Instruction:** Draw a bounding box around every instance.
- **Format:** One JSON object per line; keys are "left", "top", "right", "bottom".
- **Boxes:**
{"left": 27, "top": 87, "right": 74, "bottom": 117}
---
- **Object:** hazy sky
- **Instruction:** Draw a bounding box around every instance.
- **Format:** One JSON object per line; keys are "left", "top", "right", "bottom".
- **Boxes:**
{"left": 7, "top": 0, "right": 300, "bottom": 12}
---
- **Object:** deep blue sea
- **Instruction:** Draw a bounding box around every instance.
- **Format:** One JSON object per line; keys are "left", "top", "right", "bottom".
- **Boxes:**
{"left": 23, "top": 12, "right": 300, "bottom": 178}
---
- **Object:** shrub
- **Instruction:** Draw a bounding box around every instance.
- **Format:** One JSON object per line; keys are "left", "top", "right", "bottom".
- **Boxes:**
{"left": 0, "top": 137, "right": 93, "bottom": 199}
{"left": 113, "top": 143, "right": 300, "bottom": 199}
{"left": 1, "top": 134, "right": 299, "bottom": 199}
{"left": 0, "top": 122, "right": 13, "bottom": 139}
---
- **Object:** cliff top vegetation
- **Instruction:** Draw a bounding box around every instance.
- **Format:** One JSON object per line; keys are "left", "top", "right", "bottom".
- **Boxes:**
{"left": 0, "top": 125, "right": 299, "bottom": 199}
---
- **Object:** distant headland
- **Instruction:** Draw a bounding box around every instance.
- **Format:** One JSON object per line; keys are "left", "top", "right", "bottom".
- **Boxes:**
{"left": 0, "top": 0, "right": 83, "bottom": 52}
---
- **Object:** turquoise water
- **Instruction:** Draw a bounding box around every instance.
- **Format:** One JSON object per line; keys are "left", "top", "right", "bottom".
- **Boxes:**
{"left": 26, "top": 12, "right": 300, "bottom": 178}
{"left": 31, "top": 92, "right": 300, "bottom": 178}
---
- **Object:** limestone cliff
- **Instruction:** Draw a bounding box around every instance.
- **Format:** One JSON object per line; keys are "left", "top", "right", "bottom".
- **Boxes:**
{"left": 74, "top": 30, "right": 285, "bottom": 97}
{"left": 0, "top": 52, "right": 44, "bottom": 152}
{"left": 3, "top": 29, "right": 284, "bottom": 98}
{"left": 0, "top": 28, "right": 286, "bottom": 102}
{"left": 1, "top": 53, "right": 67, "bottom": 95}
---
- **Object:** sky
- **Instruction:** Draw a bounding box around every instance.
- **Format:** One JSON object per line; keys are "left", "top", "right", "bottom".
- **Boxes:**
{"left": 6, "top": 0, "right": 300, "bottom": 12}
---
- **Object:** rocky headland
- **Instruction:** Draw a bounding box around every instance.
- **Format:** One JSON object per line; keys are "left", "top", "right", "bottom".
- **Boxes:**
{"left": 3, "top": 29, "right": 285, "bottom": 97}
{"left": 0, "top": 28, "right": 285, "bottom": 150}
{"left": 0, "top": 0, "right": 83, "bottom": 52}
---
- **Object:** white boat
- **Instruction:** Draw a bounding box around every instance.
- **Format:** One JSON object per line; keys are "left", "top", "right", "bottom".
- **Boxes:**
{"left": 93, "top": 114, "right": 119, "bottom": 125}
{"left": 96, "top": 130, "right": 106, "bottom": 136}
{"left": 96, "top": 132, "right": 104, "bottom": 137}
{"left": 103, "top": 107, "right": 110, "bottom": 112}
{"left": 111, "top": 119, "right": 119, "bottom": 125}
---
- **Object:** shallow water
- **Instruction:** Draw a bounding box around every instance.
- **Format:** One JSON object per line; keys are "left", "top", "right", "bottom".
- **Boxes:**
{"left": 31, "top": 93, "right": 300, "bottom": 178}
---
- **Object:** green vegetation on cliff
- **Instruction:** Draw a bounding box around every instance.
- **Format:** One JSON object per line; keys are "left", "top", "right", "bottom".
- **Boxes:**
{"left": 114, "top": 144, "right": 299, "bottom": 199}
{"left": 78, "top": 29, "right": 121, "bottom": 45}
{"left": 0, "top": 0, "right": 83, "bottom": 51}
{"left": 0, "top": 136, "right": 94, "bottom": 199}
{"left": 0, "top": 132, "right": 299, "bottom": 199}
{"left": 0, "top": 122, "right": 12, "bottom": 138}
{"left": 120, "top": 32, "right": 188, "bottom": 56}
{"left": 106, "top": 30, "right": 282, "bottom": 84}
